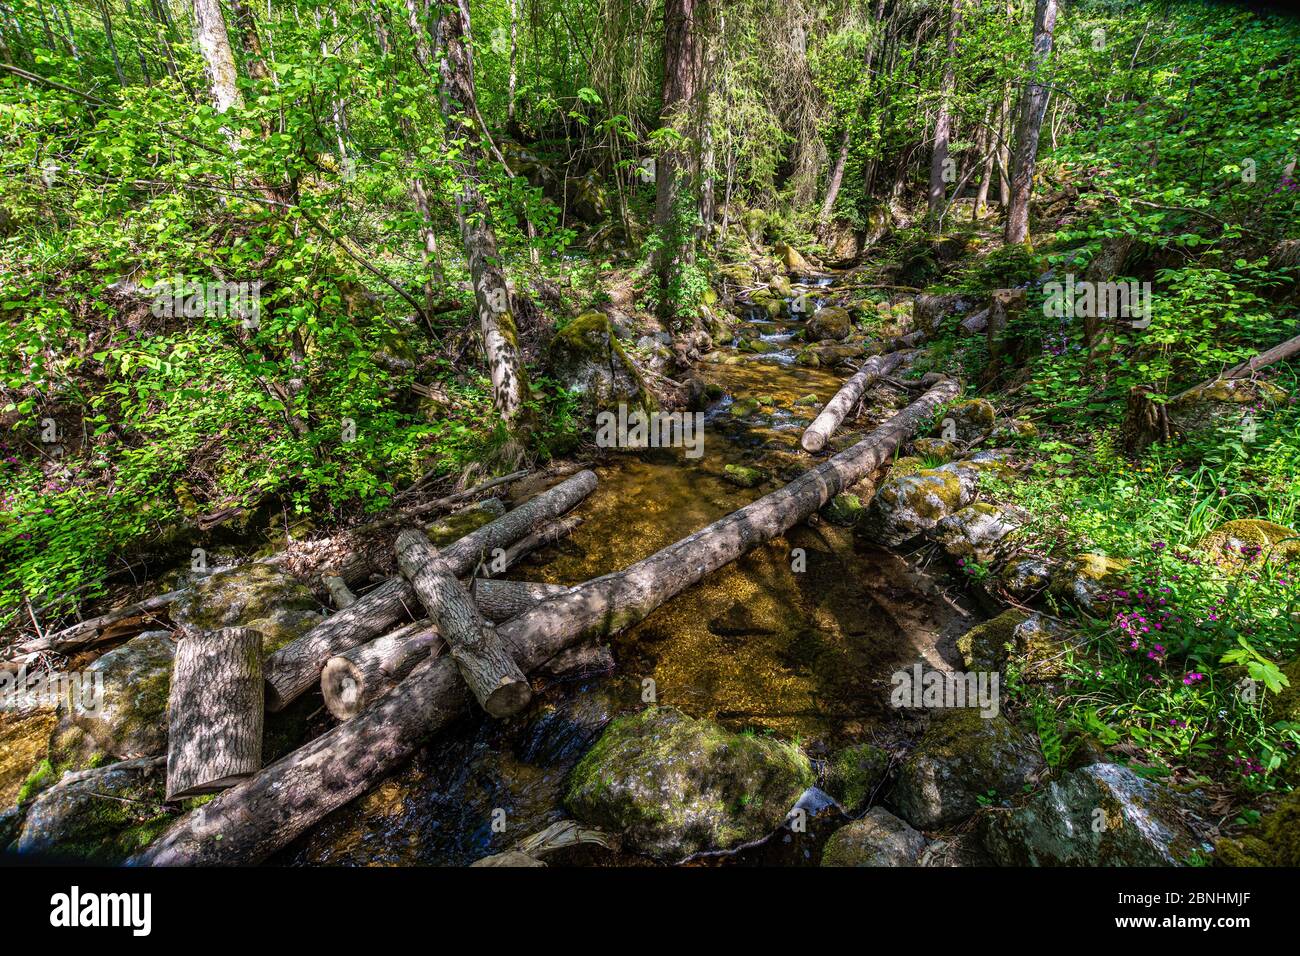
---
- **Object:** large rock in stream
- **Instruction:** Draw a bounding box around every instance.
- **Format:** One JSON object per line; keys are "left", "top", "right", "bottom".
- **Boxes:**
{"left": 981, "top": 763, "right": 1208, "bottom": 866}
{"left": 821, "top": 807, "right": 927, "bottom": 867}
{"left": 171, "top": 561, "right": 323, "bottom": 653}
{"left": 548, "top": 311, "right": 655, "bottom": 424}
{"left": 858, "top": 462, "right": 980, "bottom": 546}
{"left": 890, "top": 709, "right": 1045, "bottom": 829}
{"left": 565, "top": 706, "right": 814, "bottom": 860}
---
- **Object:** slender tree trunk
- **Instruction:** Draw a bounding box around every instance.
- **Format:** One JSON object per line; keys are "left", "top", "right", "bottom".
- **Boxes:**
{"left": 653, "top": 0, "right": 703, "bottom": 323}
{"left": 819, "top": 128, "right": 851, "bottom": 224}
{"left": 927, "top": 0, "right": 962, "bottom": 224}
{"left": 190, "top": 0, "right": 243, "bottom": 151}
{"left": 1004, "top": 0, "right": 1059, "bottom": 246}
{"left": 98, "top": 0, "right": 127, "bottom": 85}
{"left": 506, "top": 0, "right": 518, "bottom": 133}
{"left": 436, "top": 0, "right": 534, "bottom": 441}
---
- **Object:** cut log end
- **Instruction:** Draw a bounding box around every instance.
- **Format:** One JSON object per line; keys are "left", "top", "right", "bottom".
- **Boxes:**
{"left": 483, "top": 678, "right": 533, "bottom": 719}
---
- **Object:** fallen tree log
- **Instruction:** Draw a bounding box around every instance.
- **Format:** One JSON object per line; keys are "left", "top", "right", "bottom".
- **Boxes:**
{"left": 321, "top": 620, "right": 441, "bottom": 721}
{"left": 1171, "top": 330, "right": 1300, "bottom": 403}
{"left": 395, "top": 530, "right": 532, "bottom": 718}
{"left": 131, "top": 381, "right": 956, "bottom": 866}
{"left": 263, "top": 469, "right": 597, "bottom": 710}
{"left": 320, "top": 580, "right": 570, "bottom": 720}
{"left": 165, "top": 626, "right": 264, "bottom": 801}
{"left": 801, "top": 351, "right": 910, "bottom": 452}
{"left": 13, "top": 590, "right": 181, "bottom": 659}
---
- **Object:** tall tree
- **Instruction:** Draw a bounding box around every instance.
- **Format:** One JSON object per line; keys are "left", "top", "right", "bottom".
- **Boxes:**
{"left": 653, "top": 0, "right": 704, "bottom": 324}
{"left": 927, "top": 0, "right": 962, "bottom": 224}
{"left": 190, "top": 0, "right": 242, "bottom": 116}
{"left": 1004, "top": 0, "right": 1059, "bottom": 245}
{"left": 436, "top": 0, "right": 534, "bottom": 448}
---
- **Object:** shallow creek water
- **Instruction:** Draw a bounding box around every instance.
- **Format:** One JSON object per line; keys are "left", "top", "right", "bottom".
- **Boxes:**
{"left": 287, "top": 279, "right": 974, "bottom": 866}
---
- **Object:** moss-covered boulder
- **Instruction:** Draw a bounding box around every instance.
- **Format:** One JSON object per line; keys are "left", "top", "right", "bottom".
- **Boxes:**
{"left": 171, "top": 562, "right": 322, "bottom": 654}
{"left": 1196, "top": 518, "right": 1300, "bottom": 566}
{"left": 859, "top": 462, "right": 980, "bottom": 546}
{"left": 890, "top": 709, "right": 1045, "bottom": 829}
{"left": 981, "top": 763, "right": 1208, "bottom": 866}
{"left": 1214, "top": 787, "right": 1300, "bottom": 866}
{"left": 933, "top": 502, "right": 1023, "bottom": 564}
{"left": 821, "top": 808, "right": 927, "bottom": 867}
{"left": 911, "top": 437, "right": 959, "bottom": 462}
{"left": 16, "top": 758, "right": 172, "bottom": 864}
{"left": 565, "top": 706, "right": 814, "bottom": 860}
{"left": 808, "top": 342, "right": 862, "bottom": 367}
{"left": 806, "top": 306, "right": 852, "bottom": 342}
{"left": 990, "top": 418, "right": 1039, "bottom": 444}
{"left": 1050, "top": 553, "right": 1129, "bottom": 615}
{"left": 936, "top": 399, "right": 996, "bottom": 443}
{"left": 65, "top": 631, "right": 175, "bottom": 759}
{"left": 999, "top": 556, "right": 1055, "bottom": 601}
{"left": 723, "top": 464, "right": 767, "bottom": 488}
{"left": 775, "top": 242, "right": 815, "bottom": 275}
{"left": 823, "top": 742, "right": 891, "bottom": 812}
{"left": 1167, "top": 377, "right": 1287, "bottom": 440}
{"left": 956, "top": 610, "right": 1031, "bottom": 672}
{"left": 548, "top": 311, "right": 655, "bottom": 424}
{"left": 822, "top": 493, "right": 866, "bottom": 527}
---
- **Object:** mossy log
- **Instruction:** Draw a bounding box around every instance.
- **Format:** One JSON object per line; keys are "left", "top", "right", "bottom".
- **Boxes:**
{"left": 165, "top": 626, "right": 264, "bottom": 801}
{"left": 131, "top": 381, "right": 957, "bottom": 866}
{"left": 262, "top": 470, "right": 597, "bottom": 710}
{"left": 395, "top": 530, "right": 532, "bottom": 718}
{"left": 801, "top": 351, "right": 909, "bottom": 452}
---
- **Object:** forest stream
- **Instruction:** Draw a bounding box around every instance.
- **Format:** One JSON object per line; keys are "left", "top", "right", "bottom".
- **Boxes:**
{"left": 285, "top": 275, "right": 974, "bottom": 866}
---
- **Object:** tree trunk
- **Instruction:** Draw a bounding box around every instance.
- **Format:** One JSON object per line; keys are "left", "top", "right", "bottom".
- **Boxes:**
{"left": 436, "top": 0, "right": 533, "bottom": 437}
{"left": 801, "top": 351, "right": 910, "bottom": 452}
{"left": 653, "top": 0, "right": 703, "bottom": 321}
{"left": 165, "top": 626, "right": 263, "bottom": 801}
{"left": 262, "top": 469, "right": 597, "bottom": 709}
{"left": 819, "top": 128, "right": 851, "bottom": 225}
{"left": 131, "top": 381, "right": 958, "bottom": 866}
{"left": 190, "top": 0, "right": 242, "bottom": 115}
{"left": 99, "top": 0, "right": 128, "bottom": 85}
{"left": 395, "top": 530, "right": 531, "bottom": 718}
{"left": 927, "top": 0, "right": 962, "bottom": 224}
{"left": 1004, "top": 0, "right": 1059, "bottom": 245}
{"left": 320, "top": 580, "right": 569, "bottom": 720}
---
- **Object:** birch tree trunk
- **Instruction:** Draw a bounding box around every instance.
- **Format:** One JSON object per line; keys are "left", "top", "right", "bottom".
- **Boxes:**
{"left": 190, "top": 0, "right": 242, "bottom": 116}
{"left": 1004, "top": 0, "right": 1059, "bottom": 246}
{"left": 436, "top": 0, "right": 533, "bottom": 438}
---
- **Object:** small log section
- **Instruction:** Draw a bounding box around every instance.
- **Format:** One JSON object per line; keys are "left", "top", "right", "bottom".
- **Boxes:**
{"left": 132, "top": 379, "right": 956, "bottom": 867}
{"left": 262, "top": 469, "right": 597, "bottom": 710}
{"left": 801, "top": 350, "right": 909, "bottom": 452}
{"left": 321, "top": 620, "right": 441, "bottom": 721}
{"left": 321, "top": 580, "right": 569, "bottom": 721}
{"left": 165, "top": 626, "right": 264, "bottom": 802}
{"left": 395, "top": 530, "right": 532, "bottom": 718}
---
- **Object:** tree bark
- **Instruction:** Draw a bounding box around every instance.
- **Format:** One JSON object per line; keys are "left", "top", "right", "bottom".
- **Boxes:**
{"left": 436, "top": 0, "right": 533, "bottom": 436}
{"left": 927, "top": 0, "right": 962, "bottom": 224}
{"left": 320, "top": 580, "right": 569, "bottom": 720}
{"left": 262, "top": 469, "right": 597, "bottom": 709}
{"left": 131, "top": 381, "right": 958, "bottom": 866}
{"left": 1004, "top": 0, "right": 1059, "bottom": 245}
{"left": 165, "top": 626, "right": 263, "bottom": 801}
{"left": 801, "top": 351, "right": 910, "bottom": 452}
{"left": 653, "top": 0, "right": 703, "bottom": 321}
{"left": 190, "top": 0, "right": 242, "bottom": 115}
{"left": 395, "top": 530, "right": 532, "bottom": 718}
